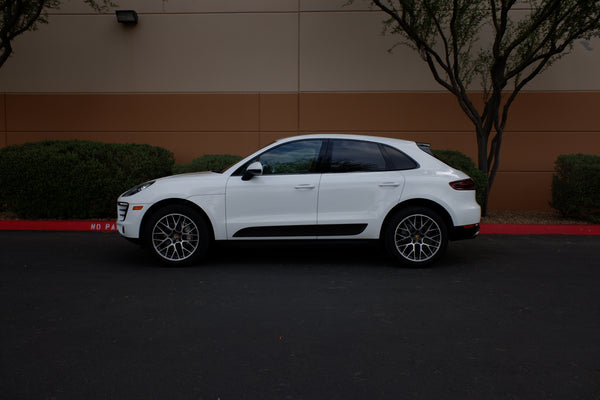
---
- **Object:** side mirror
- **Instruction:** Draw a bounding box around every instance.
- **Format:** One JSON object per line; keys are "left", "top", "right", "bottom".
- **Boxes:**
{"left": 242, "top": 161, "right": 263, "bottom": 181}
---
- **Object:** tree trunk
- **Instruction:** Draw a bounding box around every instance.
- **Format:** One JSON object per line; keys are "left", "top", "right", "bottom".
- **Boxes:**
{"left": 476, "top": 127, "right": 490, "bottom": 216}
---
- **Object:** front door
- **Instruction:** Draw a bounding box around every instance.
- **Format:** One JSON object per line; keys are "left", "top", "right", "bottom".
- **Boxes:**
{"left": 225, "top": 139, "right": 324, "bottom": 239}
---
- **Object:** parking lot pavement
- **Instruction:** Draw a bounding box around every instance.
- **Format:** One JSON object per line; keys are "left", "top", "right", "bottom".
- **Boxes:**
{"left": 1, "top": 232, "right": 599, "bottom": 400}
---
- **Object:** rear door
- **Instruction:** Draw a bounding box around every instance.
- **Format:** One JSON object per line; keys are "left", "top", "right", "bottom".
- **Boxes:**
{"left": 317, "top": 139, "right": 414, "bottom": 238}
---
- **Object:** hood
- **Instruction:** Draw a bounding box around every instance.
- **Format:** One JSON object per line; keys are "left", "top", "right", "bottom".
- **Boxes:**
{"left": 121, "top": 171, "right": 227, "bottom": 202}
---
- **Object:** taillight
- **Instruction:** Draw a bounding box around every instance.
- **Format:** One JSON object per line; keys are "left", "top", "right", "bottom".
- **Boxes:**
{"left": 449, "top": 178, "right": 476, "bottom": 190}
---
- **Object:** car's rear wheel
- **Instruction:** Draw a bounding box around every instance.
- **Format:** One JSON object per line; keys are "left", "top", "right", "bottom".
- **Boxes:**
{"left": 143, "top": 205, "right": 209, "bottom": 266}
{"left": 384, "top": 206, "right": 448, "bottom": 267}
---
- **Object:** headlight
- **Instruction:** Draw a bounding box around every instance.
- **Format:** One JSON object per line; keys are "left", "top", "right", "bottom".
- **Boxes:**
{"left": 122, "top": 180, "right": 155, "bottom": 197}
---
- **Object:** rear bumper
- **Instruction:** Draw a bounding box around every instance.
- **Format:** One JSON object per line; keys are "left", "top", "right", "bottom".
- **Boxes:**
{"left": 450, "top": 223, "right": 480, "bottom": 241}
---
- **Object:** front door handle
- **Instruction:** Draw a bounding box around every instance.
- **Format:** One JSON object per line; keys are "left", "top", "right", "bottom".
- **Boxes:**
{"left": 379, "top": 182, "right": 400, "bottom": 187}
{"left": 294, "top": 184, "right": 316, "bottom": 190}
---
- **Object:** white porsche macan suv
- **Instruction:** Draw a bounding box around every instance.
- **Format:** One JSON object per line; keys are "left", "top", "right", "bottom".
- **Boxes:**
{"left": 117, "top": 134, "right": 480, "bottom": 267}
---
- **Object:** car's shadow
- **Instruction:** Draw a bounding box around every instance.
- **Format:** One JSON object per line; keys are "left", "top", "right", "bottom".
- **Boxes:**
{"left": 114, "top": 237, "right": 394, "bottom": 269}
{"left": 115, "top": 236, "right": 481, "bottom": 271}
{"left": 209, "top": 240, "right": 389, "bottom": 266}
{"left": 107, "top": 228, "right": 491, "bottom": 270}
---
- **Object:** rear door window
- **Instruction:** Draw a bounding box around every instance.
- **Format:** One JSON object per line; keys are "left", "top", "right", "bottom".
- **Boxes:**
{"left": 328, "top": 140, "right": 387, "bottom": 172}
{"left": 326, "top": 140, "right": 417, "bottom": 172}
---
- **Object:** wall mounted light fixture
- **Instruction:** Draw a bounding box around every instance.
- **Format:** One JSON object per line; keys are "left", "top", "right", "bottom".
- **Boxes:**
{"left": 115, "top": 10, "right": 138, "bottom": 25}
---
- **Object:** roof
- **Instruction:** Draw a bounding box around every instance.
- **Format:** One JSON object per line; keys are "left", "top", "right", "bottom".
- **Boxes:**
{"left": 274, "top": 134, "right": 416, "bottom": 147}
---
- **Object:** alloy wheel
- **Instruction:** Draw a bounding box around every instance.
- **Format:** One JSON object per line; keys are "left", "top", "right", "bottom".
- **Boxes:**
{"left": 151, "top": 213, "right": 200, "bottom": 262}
{"left": 394, "top": 213, "right": 442, "bottom": 263}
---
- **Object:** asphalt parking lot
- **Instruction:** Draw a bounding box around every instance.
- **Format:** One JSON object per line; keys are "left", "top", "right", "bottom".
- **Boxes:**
{"left": 1, "top": 231, "right": 599, "bottom": 400}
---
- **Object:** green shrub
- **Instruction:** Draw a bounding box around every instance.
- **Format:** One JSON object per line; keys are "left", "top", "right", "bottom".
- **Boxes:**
{"left": 551, "top": 154, "right": 600, "bottom": 223}
{"left": 173, "top": 154, "right": 243, "bottom": 174}
{"left": 0, "top": 140, "right": 174, "bottom": 219}
{"left": 432, "top": 149, "right": 487, "bottom": 206}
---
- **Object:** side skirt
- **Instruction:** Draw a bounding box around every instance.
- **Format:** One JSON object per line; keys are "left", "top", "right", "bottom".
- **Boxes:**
{"left": 233, "top": 224, "right": 368, "bottom": 238}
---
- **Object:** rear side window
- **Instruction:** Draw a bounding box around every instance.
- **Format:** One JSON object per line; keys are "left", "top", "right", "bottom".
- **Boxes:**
{"left": 326, "top": 140, "right": 418, "bottom": 172}
{"left": 328, "top": 140, "right": 387, "bottom": 172}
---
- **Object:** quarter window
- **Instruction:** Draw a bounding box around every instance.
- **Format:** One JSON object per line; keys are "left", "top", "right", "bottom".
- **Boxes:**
{"left": 382, "top": 145, "right": 418, "bottom": 170}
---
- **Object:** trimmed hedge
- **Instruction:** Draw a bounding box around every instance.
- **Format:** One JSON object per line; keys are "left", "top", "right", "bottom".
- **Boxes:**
{"left": 432, "top": 149, "right": 487, "bottom": 206}
{"left": 0, "top": 140, "right": 174, "bottom": 219}
{"left": 551, "top": 154, "right": 600, "bottom": 223}
{"left": 0, "top": 142, "right": 501, "bottom": 219}
{"left": 173, "top": 154, "right": 243, "bottom": 174}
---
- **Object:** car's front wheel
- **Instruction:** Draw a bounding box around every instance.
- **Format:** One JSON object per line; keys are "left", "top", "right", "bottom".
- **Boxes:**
{"left": 384, "top": 206, "right": 448, "bottom": 267}
{"left": 143, "top": 205, "right": 210, "bottom": 266}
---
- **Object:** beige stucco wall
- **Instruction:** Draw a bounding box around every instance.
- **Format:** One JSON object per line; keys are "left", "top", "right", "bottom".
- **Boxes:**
{"left": 2, "top": 2, "right": 600, "bottom": 92}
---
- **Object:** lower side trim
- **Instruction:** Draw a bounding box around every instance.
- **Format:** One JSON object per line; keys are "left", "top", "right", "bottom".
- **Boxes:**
{"left": 233, "top": 224, "right": 368, "bottom": 238}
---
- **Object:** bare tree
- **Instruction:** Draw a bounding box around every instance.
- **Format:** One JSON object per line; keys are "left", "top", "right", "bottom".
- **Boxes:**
{"left": 0, "top": 0, "right": 113, "bottom": 68}
{"left": 355, "top": 0, "right": 600, "bottom": 214}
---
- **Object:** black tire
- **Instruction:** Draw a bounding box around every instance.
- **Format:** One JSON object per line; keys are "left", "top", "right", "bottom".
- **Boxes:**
{"left": 143, "top": 204, "right": 210, "bottom": 266}
{"left": 384, "top": 206, "right": 448, "bottom": 267}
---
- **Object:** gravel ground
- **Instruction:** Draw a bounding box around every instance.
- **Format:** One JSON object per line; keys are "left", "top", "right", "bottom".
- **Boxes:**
{"left": 481, "top": 209, "right": 591, "bottom": 224}
{"left": 0, "top": 211, "right": 20, "bottom": 220}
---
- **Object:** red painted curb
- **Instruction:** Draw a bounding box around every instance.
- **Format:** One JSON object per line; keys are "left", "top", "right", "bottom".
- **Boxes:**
{"left": 479, "top": 224, "right": 600, "bottom": 236}
{"left": 0, "top": 220, "right": 117, "bottom": 232}
{"left": 0, "top": 220, "right": 599, "bottom": 235}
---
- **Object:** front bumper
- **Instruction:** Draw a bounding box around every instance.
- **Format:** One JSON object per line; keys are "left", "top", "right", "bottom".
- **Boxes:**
{"left": 116, "top": 201, "right": 147, "bottom": 239}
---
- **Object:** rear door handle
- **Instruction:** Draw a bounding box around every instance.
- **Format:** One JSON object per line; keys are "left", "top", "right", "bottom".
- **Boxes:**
{"left": 379, "top": 182, "right": 400, "bottom": 187}
{"left": 295, "top": 184, "right": 316, "bottom": 190}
